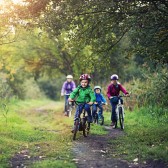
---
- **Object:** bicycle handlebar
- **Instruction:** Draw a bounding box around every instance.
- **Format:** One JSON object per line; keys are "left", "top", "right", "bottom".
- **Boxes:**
{"left": 110, "top": 95, "right": 130, "bottom": 99}
{"left": 69, "top": 100, "right": 93, "bottom": 106}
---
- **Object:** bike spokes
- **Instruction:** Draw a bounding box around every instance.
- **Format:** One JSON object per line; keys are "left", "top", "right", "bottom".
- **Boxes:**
{"left": 73, "top": 120, "right": 79, "bottom": 140}
{"left": 82, "top": 118, "right": 90, "bottom": 137}
{"left": 119, "top": 107, "right": 124, "bottom": 129}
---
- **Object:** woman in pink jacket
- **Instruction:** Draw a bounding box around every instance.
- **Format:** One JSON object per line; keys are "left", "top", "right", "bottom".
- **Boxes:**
{"left": 107, "top": 74, "right": 129, "bottom": 127}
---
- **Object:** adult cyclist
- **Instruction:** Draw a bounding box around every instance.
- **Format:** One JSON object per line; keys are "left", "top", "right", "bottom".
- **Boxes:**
{"left": 107, "top": 74, "right": 129, "bottom": 127}
{"left": 61, "top": 75, "right": 76, "bottom": 116}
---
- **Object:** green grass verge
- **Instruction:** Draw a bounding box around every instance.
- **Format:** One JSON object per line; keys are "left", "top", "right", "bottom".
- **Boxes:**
{"left": 109, "top": 106, "right": 168, "bottom": 163}
{"left": 0, "top": 99, "right": 76, "bottom": 168}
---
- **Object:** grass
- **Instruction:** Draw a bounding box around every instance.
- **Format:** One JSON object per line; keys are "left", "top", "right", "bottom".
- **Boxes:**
{"left": 1, "top": 99, "right": 167, "bottom": 167}
{"left": 108, "top": 106, "right": 168, "bottom": 163}
{"left": 0, "top": 99, "right": 76, "bottom": 168}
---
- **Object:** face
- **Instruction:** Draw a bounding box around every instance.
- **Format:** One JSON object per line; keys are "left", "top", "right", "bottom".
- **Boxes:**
{"left": 95, "top": 89, "right": 101, "bottom": 93}
{"left": 111, "top": 79, "right": 117, "bottom": 85}
{"left": 67, "top": 78, "right": 72, "bottom": 82}
{"left": 80, "top": 80, "right": 89, "bottom": 88}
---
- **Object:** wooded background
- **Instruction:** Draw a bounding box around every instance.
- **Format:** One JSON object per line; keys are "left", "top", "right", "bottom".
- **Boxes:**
{"left": 0, "top": 0, "right": 167, "bottom": 107}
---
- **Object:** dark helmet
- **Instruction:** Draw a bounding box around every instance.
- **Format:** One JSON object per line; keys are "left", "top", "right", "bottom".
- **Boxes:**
{"left": 79, "top": 74, "right": 91, "bottom": 81}
{"left": 110, "top": 74, "right": 119, "bottom": 80}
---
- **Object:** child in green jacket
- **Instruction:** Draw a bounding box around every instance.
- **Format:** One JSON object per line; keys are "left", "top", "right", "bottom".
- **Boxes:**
{"left": 68, "top": 74, "right": 96, "bottom": 123}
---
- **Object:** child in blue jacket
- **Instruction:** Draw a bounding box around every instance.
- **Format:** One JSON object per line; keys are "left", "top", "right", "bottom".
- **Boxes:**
{"left": 92, "top": 86, "right": 107, "bottom": 120}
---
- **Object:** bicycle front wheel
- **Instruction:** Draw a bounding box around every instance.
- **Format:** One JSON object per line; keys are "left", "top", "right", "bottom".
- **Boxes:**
{"left": 82, "top": 118, "right": 90, "bottom": 137}
{"left": 94, "top": 113, "right": 98, "bottom": 124}
{"left": 98, "top": 114, "right": 104, "bottom": 125}
{"left": 119, "top": 107, "right": 124, "bottom": 129}
{"left": 73, "top": 120, "right": 79, "bottom": 140}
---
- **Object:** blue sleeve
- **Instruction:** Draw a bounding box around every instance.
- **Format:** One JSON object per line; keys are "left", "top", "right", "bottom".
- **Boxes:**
{"left": 101, "top": 94, "right": 106, "bottom": 103}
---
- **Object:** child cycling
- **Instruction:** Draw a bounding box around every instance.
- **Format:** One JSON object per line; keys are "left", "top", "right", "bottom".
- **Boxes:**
{"left": 92, "top": 86, "right": 107, "bottom": 121}
{"left": 61, "top": 75, "right": 76, "bottom": 116}
{"left": 68, "top": 74, "right": 96, "bottom": 131}
{"left": 107, "top": 74, "right": 129, "bottom": 127}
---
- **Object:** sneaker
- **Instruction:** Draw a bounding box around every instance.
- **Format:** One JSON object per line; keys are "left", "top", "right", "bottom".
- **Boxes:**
{"left": 64, "top": 112, "right": 68, "bottom": 116}
{"left": 71, "top": 129, "right": 74, "bottom": 133}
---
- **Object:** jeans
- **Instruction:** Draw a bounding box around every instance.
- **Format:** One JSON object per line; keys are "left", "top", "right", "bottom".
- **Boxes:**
{"left": 92, "top": 103, "right": 103, "bottom": 118}
{"left": 74, "top": 104, "right": 92, "bottom": 123}
{"left": 64, "top": 95, "right": 69, "bottom": 112}
{"left": 110, "top": 98, "right": 123, "bottom": 122}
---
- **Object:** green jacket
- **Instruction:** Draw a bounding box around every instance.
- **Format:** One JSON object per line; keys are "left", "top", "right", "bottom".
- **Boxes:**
{"left": 69, "top": 85, "right": 96, "bottom": 103}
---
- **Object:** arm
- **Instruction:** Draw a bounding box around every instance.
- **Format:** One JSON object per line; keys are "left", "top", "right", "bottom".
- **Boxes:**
{"left": 89, "top": 89, "right": 96, "bottom": 104}
{"left": 69, "top": 87, "right": 79, "bottom": 100}
{"left": 61, "top": 82, "right": 66, "bottom": 96}
{"left": 101, "top": 94, "right": 107, "bottom": 103}
{"left": 107, "top": 85, "right": 112, "bottom": 99}
{"left": 119, "top": 84, "right": 129, "bottom": 95}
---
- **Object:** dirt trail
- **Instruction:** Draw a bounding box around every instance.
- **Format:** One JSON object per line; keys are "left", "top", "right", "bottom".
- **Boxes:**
{"left": 9, "top": 102, "right": 168, "bottom": 168}
{"left": 72, "top": 125, "right": 168, "bottom": 168}
{"left": 72, "top": 126, "right": 137, "bottom": 168}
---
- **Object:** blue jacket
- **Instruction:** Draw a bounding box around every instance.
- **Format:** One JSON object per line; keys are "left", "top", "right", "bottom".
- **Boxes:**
{"left": 95, "top": 93, "right": 106, "bottom": 104}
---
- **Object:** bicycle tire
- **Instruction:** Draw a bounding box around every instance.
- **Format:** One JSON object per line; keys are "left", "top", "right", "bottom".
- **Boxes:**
{"left": 66, "top": 103, "right": 72, "bottom": 117}
{"left": 73, "top": 120, "right": 79, "bottom": 140}
{"left": 94, "top": 113, "right": 98, "bottom": 124}
{"left": 68, "top": 106, "right": 72, "bottom": 117}
{"left": 119, "top": 107, "right": 124, "bottom": 129}
{"left": 82, "top": 118, "right": 90, "bottom": 137}
{"left": 99, "top": 116, "right": 104, "bottom": 125}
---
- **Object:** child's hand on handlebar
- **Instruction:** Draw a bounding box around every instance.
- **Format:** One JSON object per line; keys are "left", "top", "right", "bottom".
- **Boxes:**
{"left": 68, "top": 98, "right": 74, "bottom": 102}
{"left": 87, "top": 102, "right": 94, "bottom": 105}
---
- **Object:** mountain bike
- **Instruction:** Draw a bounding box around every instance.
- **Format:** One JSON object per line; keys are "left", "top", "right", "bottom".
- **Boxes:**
{"left": 113, "top": 95, "right": 128, "bottom": 130}
{"left": 93, "top": 103, "right": 105, "bottom": 125}
{"left": 65, "top": 94, "right": 73, "bottom": 117}
{"left": 72, "top": 101, "right": 92, "bottom": 140}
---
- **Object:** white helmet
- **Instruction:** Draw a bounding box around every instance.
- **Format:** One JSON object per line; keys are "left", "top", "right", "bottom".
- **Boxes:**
{"left": 66, "top": 75, "right": 73, "bottom": 79}
{"left": 94, "top": 86, "right": 101, "bottom": 91}
{"left": 111, "top": 74, "right": 119, "bottom": 80}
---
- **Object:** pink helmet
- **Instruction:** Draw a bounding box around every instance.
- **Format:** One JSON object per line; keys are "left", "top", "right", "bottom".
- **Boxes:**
{"left": 79, "top": 74, "right": 91, "bottom": 81}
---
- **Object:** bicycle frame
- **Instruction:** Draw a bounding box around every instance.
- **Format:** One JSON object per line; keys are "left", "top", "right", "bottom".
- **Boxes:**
{"left": 72, "top": 101, "right": 91, "bottom": 140}
{"left": 115, "top": 97, "right": 124, "bottom": 121}
{"left": 65, "top": 94, "right": 73, "bottom": 117}
{"left": 93, "top": 102, "right": 105, "bottom": 125}
{"left": 111, "top": 95, "right": 127, "bottom": 129}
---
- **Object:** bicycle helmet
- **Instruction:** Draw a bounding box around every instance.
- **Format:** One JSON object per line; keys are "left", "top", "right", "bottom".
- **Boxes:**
{"left": 66, "top": 75, "right": 73, "bottom": 79}
{"left": 79, "top": 74, "right": 91, "bottom": 81}
{"left": 111, "top": 74, "right": 119, "bottom": 80}
{"left": 94, "top": 86, "right": 101, "bottom": 91}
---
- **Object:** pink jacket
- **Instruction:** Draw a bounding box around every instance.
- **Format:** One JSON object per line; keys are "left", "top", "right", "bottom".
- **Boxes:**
{"left": 107, "top": 83, "right": 128, "bottom": 98}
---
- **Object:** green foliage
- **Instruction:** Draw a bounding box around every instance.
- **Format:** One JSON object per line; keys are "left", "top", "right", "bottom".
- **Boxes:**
{"left": 37, "top": 76, "right": 65, "bottom": 100}
{"left": 138, "top": 67, "right": 168, "bottom": 107}
{"left": 0, "top": 79, "right": 12, "bottom": 124}
{"left": 23, "top": 78, "right": 46, "bottom": 99}
{"left": 110, "top": 107, "right": 168, "bottom": 162}
{"left": 32, "top": 160, "right": 76, "bottom": 168}
{"left": 0, "top": 99, "right": 76, "bottom": 167}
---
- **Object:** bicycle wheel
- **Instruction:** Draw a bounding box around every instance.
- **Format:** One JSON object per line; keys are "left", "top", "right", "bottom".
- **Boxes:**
{"left": 98, "top": 115, "right": 104, "bottom": 125}
{"left": 119, "top": 107, "right": 124, "bottom": 129}
{"left": 94, "top": 113, "right": 98, "bottom": 124}
{"left": 73, "top": 119, "right": 79, "bottom": 140}
{"left": 82, "top": 118, "right": 90, "bottom": 137}
{"left": 68, "top": 106, "right": 72, "bottom": 117}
